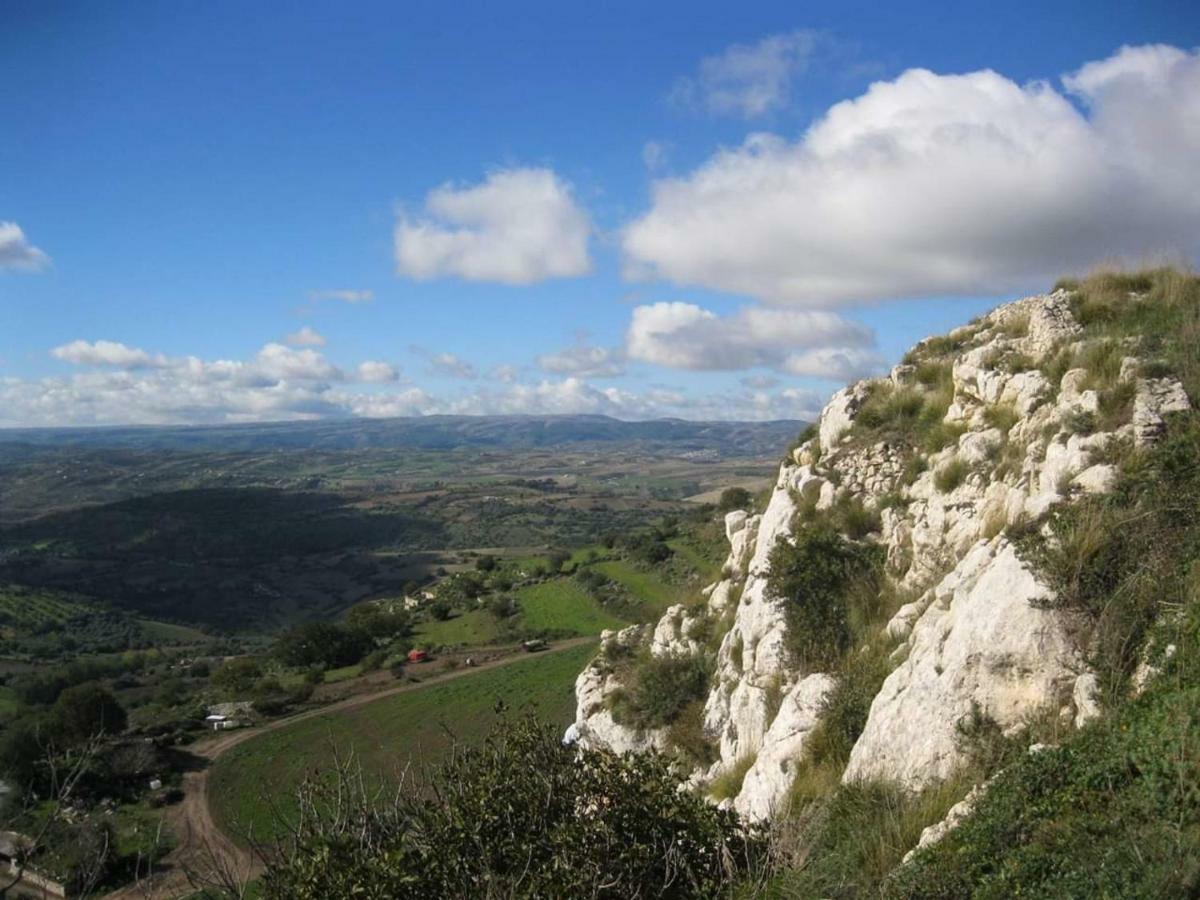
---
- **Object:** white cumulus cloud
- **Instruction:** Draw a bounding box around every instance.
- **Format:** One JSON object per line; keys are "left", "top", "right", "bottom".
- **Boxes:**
{"left": 671, "top": 30, "right": 821, "bottom": 118}
{"left": 395, "top": 168, "right": 592, "bottom": 285}
{"left": 52, "top": 340, "right": 165, "bottom": 369}
{"left": 254, "top": 343, "right": 341, "bottom": 381}
{"left": 626, "top": 302, "right": 880, "bottom": 380}
{"left": 627, "top": 44, "right": 1200, "bottom": 307}
{"left": 0, "top": 222, "right": 51, "bottom": 271}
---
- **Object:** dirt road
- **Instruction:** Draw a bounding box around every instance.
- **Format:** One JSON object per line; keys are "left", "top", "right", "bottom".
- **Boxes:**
{"left": 104, "top": 637, "right": 595, "bottom": 899}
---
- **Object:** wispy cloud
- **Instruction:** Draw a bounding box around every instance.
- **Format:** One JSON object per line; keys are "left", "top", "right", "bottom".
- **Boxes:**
{"left": 670, "top": 31, "right": 822, "bottom": 118}
{"left": 284, "top": 326, "right": 327, "bottom": 347}
{"left": 409, "top": 346, "right": 479, "bottom": 380}
{"left": 356, "top": 360, "right": 399, "bottom": 383}
{"left": 537, "top": 343, "right": 626, "bottom": 378}
{"left": 308, "top": 289, "right": 373, "bottom": 304}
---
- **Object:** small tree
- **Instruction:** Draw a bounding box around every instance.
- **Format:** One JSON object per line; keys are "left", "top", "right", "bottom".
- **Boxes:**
{"left": 51, "top": 683, "right": 127, "bottom": 746}
{"left": 717, "top": 486, "right": 753, "bottom": 513}
{"left": 212, "top": 658, "right": 264, "bottom": 696}
{"left": 546, "top": 548, "right": 571, "bottom": 573}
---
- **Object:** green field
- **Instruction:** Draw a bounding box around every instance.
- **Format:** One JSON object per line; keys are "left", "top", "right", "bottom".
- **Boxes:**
{"left": 0, "top": 587, "right": 89, "bottom": 629}
{"left": 208, "top": 642, "right": 596, "bottom": 843}
{"left": 591, "top": 560, "right": 686, "bottom": 614}
{"left": 667, "top": 538, "right": 723, "bottom": 582}
{"left": 413, "top": 577, "right": 627, "bottom": 647}
{"left": 516, "top": 580, "right": 626, "bottom": 634}
{"left": 413, "top": 608, "right": 503, "bottom": 646}
{"left": 136, "top": 618, "right": 209, "bottom": 643}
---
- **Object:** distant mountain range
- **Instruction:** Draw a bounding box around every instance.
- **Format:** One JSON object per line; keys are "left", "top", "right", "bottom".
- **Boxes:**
{"left": 0, "top": 414, "right": 805, "bottom": 458}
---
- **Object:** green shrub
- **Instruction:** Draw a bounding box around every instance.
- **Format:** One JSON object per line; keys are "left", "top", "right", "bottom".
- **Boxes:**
{"left": 848, "top": 380, "right": 957, "bottom": 454}
{"left": 856, "top": 386, "right": 925, "bottom": 432}
{"left": 717, "top": 487, "right": 753, "bottom": 513}
{"left": 787, "top": 423, "right": 820, "bottom": 461}
{"left": 992, "top": 349, "right": 1036, "bottom": 373}
{"left": 1061, "top": 407, "right": 1097, "bottom": 435}
{"left": 914, "top": 360, "right": 953, "bottom": 390}
{"left": 766, "top": 526, "right": 883, "bottom": 671}
{"left": 666, "top": 699, "right": 717, "bottom": 767}
{"left": 261, "top": 715, "right": 767, "bottom": 899}
{"left": 826, "top": 494, "right": 882, "bottom": 540}
{"left": 933, "top": 458, "right": 969, "bottom": 493}
{"left": 921, "top": 420, "right": 966, "bottom": 453}
{"left": 1040, "top": 346, "right": 1075, "bottom": 395}
{"left": 801, "top": 638, "right": 894, "bottom": 775}
{"left": 1096, "top": 378, "right": 1137, "bottom": 431}
{"left": 919, "top": 332, "right": 972, "bottom": 358}
{"left": 982, "top": 403, "right": 1019, "bottom": 434}
{"left": 994, "top": 310, "right": 1030, "bottom": 338}
{"left": 901, "top": 455, "right": 928, "bottom": 486}
{"left": 609, "top": 652, "right": 713, "bottom": 730}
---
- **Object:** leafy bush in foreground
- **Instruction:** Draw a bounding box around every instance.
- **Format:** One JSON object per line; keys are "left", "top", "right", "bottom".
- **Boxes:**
{"left": 261, "top": 714, "right": 765, "bottom": 899}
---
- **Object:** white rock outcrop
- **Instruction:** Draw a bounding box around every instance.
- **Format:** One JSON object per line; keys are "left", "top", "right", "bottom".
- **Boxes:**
{"left": 572, "top": 285, "right": 1190, "bottom": 824}
{"left": 845, "top": 540, "right": 1081, "bottom": 790}
{"left": 733, "top": 674, "right": 834, "bottom": 820}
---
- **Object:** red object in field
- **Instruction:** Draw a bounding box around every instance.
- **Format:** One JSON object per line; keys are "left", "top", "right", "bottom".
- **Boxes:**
{"left": 407, "top": 649, "right": 430, "bottom": 663}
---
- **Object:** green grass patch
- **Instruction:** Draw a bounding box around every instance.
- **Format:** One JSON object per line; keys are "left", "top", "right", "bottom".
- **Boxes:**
{"left": 709, "top": 753, "right": 756, "bottom": 802}
{"left": 933, "top": 458, "right": 970, "bottom": 493}
{"left": 667, "top": 538, "right": 723, "bottom": 582}
{"left": 888, "top": 673, "right": 1200, "bottom": 899}
{"left": 516, "top": 579, "right": 627, "bottom": 635}
{"left": 209, "top": 642, "right": 597, "bottom": 844}
{"left": 591, "top": 560, "right": 683, "bottom": 615}
{"left": 1062, "top": 267, "right": 1200, "bottom": 401}
{"left": 414, "top": 608, "right": 504, "bottom": 646}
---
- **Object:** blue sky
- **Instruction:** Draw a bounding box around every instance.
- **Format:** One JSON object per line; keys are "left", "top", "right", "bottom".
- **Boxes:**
{"left": 1, "top": 1, "right": 1198, "bottom": 426}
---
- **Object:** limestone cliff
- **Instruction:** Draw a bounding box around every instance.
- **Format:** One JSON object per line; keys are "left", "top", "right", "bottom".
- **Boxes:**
{"left": 571, "top": 287, "right": 1191, "bottom": 822}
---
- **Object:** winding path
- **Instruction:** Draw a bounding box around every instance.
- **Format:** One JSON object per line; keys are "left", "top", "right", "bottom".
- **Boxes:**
{"left": 104, "top": 637, "right": 595, "bottom": 899}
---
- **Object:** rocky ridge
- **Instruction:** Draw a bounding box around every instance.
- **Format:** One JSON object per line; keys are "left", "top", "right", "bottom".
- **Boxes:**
{"left": 571, "top": 288, "right": 1191, "bottom": 823}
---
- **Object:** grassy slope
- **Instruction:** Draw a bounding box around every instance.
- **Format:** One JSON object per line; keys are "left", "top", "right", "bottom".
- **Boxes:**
{"left": 208, "top": 642, "right": 596, "bottom": 843}
{"left": 412, "top": 577, "right": 627, "bottom": 647}
{"left": 413, "top": 608, "right": 503, "bottom": 645}
{"left": 592, "top": 560, "right": 685, "bottom": 614}
{"left": 516, "top": 579, "right": 627, "bottom": 634}
{"left": 667, "top": 537, "right": 722, "bottom": 583}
